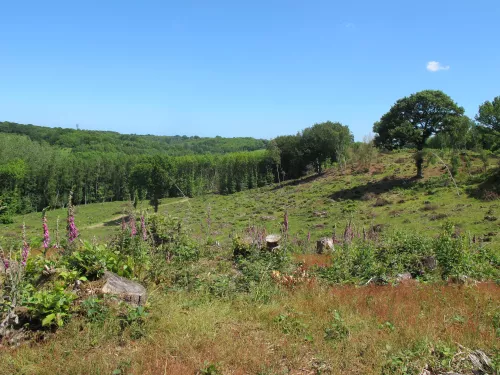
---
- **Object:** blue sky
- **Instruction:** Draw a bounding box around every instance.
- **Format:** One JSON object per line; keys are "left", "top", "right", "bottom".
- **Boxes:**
{"left": 1, "top": 0, "right": 499, "bottom": 140}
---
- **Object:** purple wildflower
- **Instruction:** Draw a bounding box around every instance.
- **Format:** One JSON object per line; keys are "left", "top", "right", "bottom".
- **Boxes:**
{"left": 42, "top": 213, "right": 50, "bottom": 251}
{"left": 130, "top": 215, "right": 137, "bottom": 237}
{"left": 141, "top": 215, "right": 147, "bottom": 241}
{"left": 67, "top": 191, "right": 79, "bottom": 243}
{"left": 21, "top": 223, "right": 30, "bottom": 267}
{"left": 0, "top": 249, "right": 9, "bottom": 270}
{"left": 307, "top": 232, "right": 311, "bottom": 242}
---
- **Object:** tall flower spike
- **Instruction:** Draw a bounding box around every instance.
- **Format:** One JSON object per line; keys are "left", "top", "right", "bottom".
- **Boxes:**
{"left": 0, "top": 247, "right": 9, "bottom": 270}
{"left": 42, "top": 211, "right": 50, "bottom": 251}
{"left": 130, "top": 215, "right": 137, "bottom": 237}
{"left": 21, "top": 222, "right": 30, "bottom": 267}
{"left": 67, "top": 191, "right": 79, "bottom": 243}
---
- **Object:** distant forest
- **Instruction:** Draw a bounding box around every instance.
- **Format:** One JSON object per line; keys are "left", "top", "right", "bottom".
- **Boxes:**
{"left": 0, "top": 129, "right": 274, "bottom": 216}
{"left": 0, "top": 120, "right": 352, "bottom": 217}
{"left": 0, "top": 121, "right": 268, "bottom": 155}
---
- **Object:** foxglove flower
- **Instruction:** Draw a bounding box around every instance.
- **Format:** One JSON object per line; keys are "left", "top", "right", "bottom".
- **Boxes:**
{"left": 130, "top": 215, "right": 137, "bottom": 237}
{"left": 0, "top": 249, "right": 9, "bottom": 270}
{"left": 21, "top": 223, "right": 30, "bottom": 267}
{"left": 42, "top": 213, "right": 50, "bottom": 250}
{"left": 67, "top": 191, "right": 79, "bottom": 243}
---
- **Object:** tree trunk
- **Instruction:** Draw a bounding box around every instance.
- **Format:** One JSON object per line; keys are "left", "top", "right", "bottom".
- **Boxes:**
{"left": 415, "top": 153, "right": 424, "bottom": 178}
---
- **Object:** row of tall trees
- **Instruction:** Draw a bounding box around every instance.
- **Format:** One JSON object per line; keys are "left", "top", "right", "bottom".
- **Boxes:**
{"left": 0, "top": 132, "right": 275, "bottom": 216}
{"left": 0, "top": 120, "right": 355, "bottom": 217}
{"left": 373, "top": 91, "right": 500, "bottom": 177}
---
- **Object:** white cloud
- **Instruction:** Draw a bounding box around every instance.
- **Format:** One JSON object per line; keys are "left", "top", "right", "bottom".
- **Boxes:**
{"left": 426, "top": 61, "right": 450, "bottom": 72}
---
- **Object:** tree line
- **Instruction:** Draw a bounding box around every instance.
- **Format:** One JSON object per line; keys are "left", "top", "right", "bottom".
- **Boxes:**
{"left": 0, "top": 132, "right": 278, "bottom": 218}
{"left": 0, "top": 121, "right": 268, "bottom": 156}
{"left": 0, "top": 121, "right": 354, "bottom": 218}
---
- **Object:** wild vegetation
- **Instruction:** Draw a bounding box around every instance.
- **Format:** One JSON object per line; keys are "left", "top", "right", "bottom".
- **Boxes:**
{"left": 0, "top": 90, "right": 499, "bottom": 374}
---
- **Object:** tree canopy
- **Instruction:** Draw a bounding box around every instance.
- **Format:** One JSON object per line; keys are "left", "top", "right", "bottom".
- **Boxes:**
{"left": 373, "top": 90, "right": 464, "bottom": 151}
{"left": 301, "top": 122, "right": 353, "bottom": 174}
{"left": 373, "top": 90, "right": 464, "bottom": 177}
{"left": 0, "top": 121, "right": 268, "bottom": 156}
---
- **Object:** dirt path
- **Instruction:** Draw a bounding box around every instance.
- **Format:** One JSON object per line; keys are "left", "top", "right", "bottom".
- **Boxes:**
{"left": 84, "top": 198, "right": 189, "bottom": 229}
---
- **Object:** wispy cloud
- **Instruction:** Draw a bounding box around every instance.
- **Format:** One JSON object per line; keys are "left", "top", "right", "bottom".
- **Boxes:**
{"left": 344, "top": 22, "right": 355, "bottom": 29}
{"left": 426, "top": 61, "right": 450, "bottom": 72}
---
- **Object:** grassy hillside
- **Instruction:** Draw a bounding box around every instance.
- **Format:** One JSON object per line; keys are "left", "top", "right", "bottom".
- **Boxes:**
{"left": 5, "top": 150, "right": 497, "bottom": 249}
{"left": 164, "top": 151, "right": 500, "bottom": 247}
{"left": 0, "top": 150, "right": 499, "bottom": 375}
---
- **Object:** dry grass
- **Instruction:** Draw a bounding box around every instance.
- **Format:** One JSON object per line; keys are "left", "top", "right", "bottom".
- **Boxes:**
{"left": 1, "top": 283, "right": 498, "bottom": 375}
{"left": 293, "top": 254, "right": 333, "bottom": 269}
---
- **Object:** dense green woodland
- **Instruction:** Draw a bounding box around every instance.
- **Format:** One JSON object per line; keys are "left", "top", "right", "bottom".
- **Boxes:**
{"left": 0, "top": 121, "right": 268, "bottom": 155}
{"left": 0, "top": 120, "right": 353, "bottom": 217}
{"left": 0, "top": 132, "right": 275, "bottom": 215}
{"left": 0, "top": 90, "right": 499, "bottom": 219}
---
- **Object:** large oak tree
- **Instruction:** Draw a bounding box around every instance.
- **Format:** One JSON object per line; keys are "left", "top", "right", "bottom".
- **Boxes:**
{"left": 373, "top": 90, "right": 464, "bottom": 178}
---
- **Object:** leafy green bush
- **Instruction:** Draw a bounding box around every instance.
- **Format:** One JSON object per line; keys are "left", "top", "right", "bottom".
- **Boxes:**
{"left": 235, "top": 247, "right": 292, "bottom": 291}
{"left": 67, "top": 241, "right": 134, "bottom": 279}
{"left": 148, "top": 214, "right": 199, "bottom": 262}
{"left": 434, "top": 224, "right": 472, "bottom": 279}
{"left": 316, "top": 226, "right": 498, "bottom": 283}
{"left": 25, "top": 286, "right": 76, "bottom": 327}
{"left": 0, "top": 214, "right": 14, "bottom": 224}
{"left": 232, "top": 236, "right": 254, "bottom": 258}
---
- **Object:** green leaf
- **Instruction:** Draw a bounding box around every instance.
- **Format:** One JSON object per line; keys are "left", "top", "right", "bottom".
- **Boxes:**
{"left": 56, "top": 314, "right": 65, "bottom": 327}
{"left": 42, "top": 313, "right": 56, "bottom": 326}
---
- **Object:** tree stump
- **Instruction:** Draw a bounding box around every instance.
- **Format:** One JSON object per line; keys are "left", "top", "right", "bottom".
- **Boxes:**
{"left": 266, "top": 234, "right": 281, "bottom": 250}
{"left": 316, "top": 238, "right": 334, "bottom": 254}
